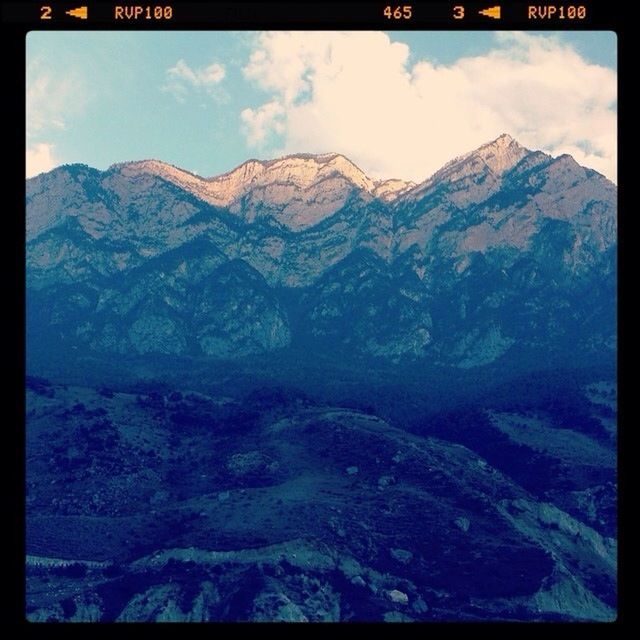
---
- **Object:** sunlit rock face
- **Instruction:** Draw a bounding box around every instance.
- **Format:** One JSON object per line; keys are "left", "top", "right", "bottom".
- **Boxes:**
{"left": 26, "top": 135, "right": 616, "bottom": 365}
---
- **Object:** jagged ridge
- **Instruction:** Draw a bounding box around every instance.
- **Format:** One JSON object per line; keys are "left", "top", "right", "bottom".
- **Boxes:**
{"left": 26, "top": 134, "right": 616, "bottom": 365}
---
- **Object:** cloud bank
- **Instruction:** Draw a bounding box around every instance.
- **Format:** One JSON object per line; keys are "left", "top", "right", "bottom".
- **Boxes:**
{"left": 241, "top": 31, "right": 617, "bottom": 182}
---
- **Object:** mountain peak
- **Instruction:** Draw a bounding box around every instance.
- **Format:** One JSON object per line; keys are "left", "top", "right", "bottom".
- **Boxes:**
{"left": 422, "top": 134, "right": 530, "bottom": 185}
{"left": 402, "top": 134, "right": 532, "bottom": 204}
{"left": 467, "top": 133, "right": 529, "bottom": 176}
{"left": 252, "top": 152, "right": 375, "bottom": 193}
{"left": 486, "top": 132, "right": 516, "bottom": 147}
{"left": 115, "top": 158, "right": 209, "bottom": 186}
{"left": 475, "top": 133, "right": 519, "bottom": 157}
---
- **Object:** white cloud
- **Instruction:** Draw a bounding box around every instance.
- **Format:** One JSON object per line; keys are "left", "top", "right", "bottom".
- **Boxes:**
{"left": 240, "top": 101, "right": 285, "bottom": 145}
{"left": 26, "top": 142, "right": 59, "bottom": 177}
{"left": 241, "top": 31, "right": 617, "bottom": 182}
{"left": 27, "top": 58, "right": 86, "bottom": 137}
{"left": 164, "top": 59, "right": 226, "bottom": 102}
{"left": 26, "top": 58, "right": 89, "bottom": 174}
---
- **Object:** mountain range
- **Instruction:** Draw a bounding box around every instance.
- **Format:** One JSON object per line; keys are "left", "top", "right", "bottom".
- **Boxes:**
{"left": 26, "top": 134, "right": 616, "bottom": 369}
{"left": 25, "top": 134, "right": 618, "bottom": 621}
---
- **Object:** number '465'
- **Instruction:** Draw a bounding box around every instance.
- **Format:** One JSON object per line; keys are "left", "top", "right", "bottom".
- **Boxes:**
{"left": 384, "top": 6, "right": 412, "bottom": 19}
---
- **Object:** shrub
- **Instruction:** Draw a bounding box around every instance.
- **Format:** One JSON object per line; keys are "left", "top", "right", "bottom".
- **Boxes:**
{"left": 26, "top": 376, "right": 55, "bottom": 397}
{"left": 103, "top": 563, "right": 124, "bottom": 578}
{"left": 51, "top": 562, "right": 87, "bottom": 578}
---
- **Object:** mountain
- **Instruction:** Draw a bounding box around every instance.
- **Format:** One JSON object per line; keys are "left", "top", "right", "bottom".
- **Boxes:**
{"left": 117, "top": 152, "right": 377, "bottom": 230}
{"left": 25, "top": 135, "right": 618, "bottom": 621}
{"left": 26, "top": 134, "right": 616, "bottom": 368}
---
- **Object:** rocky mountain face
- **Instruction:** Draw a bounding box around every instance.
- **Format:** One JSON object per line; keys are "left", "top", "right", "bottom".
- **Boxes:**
{"left": 26, "top": 134, "right": 616, "bottom": 367}
{"left": 25, "top": 135, "right": 618, "bottom": 621}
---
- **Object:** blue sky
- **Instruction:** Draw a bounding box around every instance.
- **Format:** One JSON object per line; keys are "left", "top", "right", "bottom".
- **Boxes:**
{"left": 26, "top": 30, "right": 617, "bottom": 181}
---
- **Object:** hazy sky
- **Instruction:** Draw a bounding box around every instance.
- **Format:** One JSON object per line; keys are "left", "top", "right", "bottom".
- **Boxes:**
{"left": 26, "top": 30, "right": 617, "bottom": 182}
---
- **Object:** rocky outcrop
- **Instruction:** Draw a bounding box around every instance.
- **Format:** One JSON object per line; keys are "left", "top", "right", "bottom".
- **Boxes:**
{"left": 26, "top": 135, "right": 616, "bottom": 366}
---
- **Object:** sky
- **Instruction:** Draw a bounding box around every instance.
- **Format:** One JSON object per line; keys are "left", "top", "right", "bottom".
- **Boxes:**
{"left": 26, "top": 30, "right": 617, "bottom": 182}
